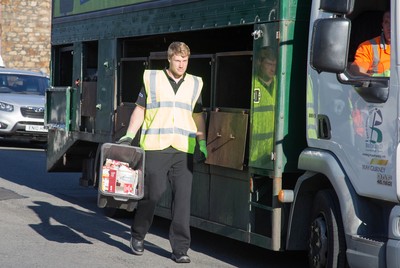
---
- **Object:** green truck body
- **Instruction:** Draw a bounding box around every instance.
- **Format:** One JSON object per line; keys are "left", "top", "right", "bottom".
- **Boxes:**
{"left": 47, "top": 0, "right": 400, "bottom": 266}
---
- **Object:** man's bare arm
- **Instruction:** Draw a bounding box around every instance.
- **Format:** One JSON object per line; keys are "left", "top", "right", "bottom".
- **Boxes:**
{"left": 126, "top": 105, "right": 145, "bottom": 137}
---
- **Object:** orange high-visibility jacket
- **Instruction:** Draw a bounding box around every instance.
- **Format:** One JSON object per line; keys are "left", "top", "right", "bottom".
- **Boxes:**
{"left": 353, "top": 34, "right": 390, "bottom": 75}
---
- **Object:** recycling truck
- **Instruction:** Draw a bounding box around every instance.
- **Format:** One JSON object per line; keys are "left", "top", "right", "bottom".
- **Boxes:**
{"left": 46, "top": 0, "right": 399, "bottom": 266}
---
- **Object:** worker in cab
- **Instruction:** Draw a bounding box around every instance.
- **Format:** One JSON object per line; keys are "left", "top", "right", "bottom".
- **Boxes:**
{"left": 350, "top": 10, "right": 390, "bottom": 77}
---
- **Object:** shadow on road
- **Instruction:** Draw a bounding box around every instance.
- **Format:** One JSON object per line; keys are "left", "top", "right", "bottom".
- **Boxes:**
{"left": 28, "top": 201, "right": 131, "bottom": 252}
{"left": 0, "top": 141, "right": 131, "bottom": 246}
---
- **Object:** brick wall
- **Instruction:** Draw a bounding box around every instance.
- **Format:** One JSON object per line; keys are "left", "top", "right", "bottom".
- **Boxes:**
{"left": 0, "top": 0, "right": 51, "bottom": 74}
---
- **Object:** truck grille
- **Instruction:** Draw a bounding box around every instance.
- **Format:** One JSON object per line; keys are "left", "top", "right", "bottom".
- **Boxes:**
{"left": 20, "top": 107, "right": 45, "bottom": 119}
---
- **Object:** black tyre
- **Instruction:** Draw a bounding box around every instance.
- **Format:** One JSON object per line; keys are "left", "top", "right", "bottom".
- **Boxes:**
{"left": 309, "top": 190, "right": 347, "bottom": 268}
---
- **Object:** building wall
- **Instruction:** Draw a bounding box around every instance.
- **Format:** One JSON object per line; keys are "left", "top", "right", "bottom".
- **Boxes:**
{"left": 0, "top": 0, "right": 51, "bottom": 74}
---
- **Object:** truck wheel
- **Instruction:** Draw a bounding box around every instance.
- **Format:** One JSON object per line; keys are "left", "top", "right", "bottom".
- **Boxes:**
{"left": 308, "top": 190, "right": 346, "bottom": 268}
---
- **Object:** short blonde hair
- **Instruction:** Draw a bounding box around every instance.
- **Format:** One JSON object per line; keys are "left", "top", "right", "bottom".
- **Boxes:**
{"left": 168, "top": 42, "right": 191, "bottom": 59}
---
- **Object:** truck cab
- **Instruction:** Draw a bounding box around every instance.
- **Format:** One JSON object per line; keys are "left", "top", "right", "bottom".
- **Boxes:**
{"left": 299, "top": 0, "right": 399, "bottom": 267}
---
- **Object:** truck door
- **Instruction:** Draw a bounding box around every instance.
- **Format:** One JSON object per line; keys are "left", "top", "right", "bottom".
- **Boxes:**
{"left": 249, "top": 23, "right": 279, "bottom": 173}
{"left": 95, "top": 39, "right": 116, "bottom": 135}
{"left": 308, "top": 5, "right": 398, "bottom": 201}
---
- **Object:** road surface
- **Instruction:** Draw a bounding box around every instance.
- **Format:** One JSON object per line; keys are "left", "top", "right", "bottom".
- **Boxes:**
{"left": 0, "top": 141, "right": 308, "bottom": 267}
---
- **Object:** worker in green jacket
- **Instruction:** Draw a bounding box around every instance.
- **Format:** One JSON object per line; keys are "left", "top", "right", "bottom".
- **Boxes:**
{"left": 249, "top": 46, "right": 277, "bottom": 170}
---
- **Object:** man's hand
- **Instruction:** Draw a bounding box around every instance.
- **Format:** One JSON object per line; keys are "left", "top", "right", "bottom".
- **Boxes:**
{"left": 372, "top": 70, "right": 390, "bottom": 77}
{"left": 198, "top": 140, "right": 208, "bottom": 158}
{"left": 116, "top": 132, "right": 135, "bottom": 146}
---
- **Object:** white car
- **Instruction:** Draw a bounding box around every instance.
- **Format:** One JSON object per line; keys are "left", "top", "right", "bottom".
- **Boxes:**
{"left": 0, "top": 68, "right": 50, "bottom": 142}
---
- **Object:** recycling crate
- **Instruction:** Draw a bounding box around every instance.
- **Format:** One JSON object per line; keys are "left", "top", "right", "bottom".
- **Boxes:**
{"left": 97, "top": 143, "right": 145, "bottom": 211}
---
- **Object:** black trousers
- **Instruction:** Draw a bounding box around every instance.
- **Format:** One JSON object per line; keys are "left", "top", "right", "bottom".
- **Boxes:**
{"left": 131, "top": 148, "right": 193, "bottom": 254}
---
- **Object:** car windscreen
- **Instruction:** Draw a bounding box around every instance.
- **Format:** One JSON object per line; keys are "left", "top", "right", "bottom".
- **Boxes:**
{"left": 0, "top": 74, "right": 49, "bottom": 95}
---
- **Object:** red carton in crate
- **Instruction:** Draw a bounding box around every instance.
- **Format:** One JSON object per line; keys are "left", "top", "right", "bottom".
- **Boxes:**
{"left": 107, "top": 169, "right": 117, "bottom": 193}
{"left": 98, "top": 143, "right": 145, "bottom": 203}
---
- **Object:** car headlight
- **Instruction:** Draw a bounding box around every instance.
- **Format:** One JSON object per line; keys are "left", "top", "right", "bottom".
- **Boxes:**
{"left": 0, "top": 101, "right": 14, "bottom": 112}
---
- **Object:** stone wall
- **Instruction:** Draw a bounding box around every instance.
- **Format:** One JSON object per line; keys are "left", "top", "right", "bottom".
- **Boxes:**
{"left": 0, "top": 0, "right": 51, "bottom": 74}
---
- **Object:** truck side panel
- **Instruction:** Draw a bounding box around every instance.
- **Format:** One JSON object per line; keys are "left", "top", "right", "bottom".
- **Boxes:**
{"left": 47, "top": 0, "right": 310, "bottom": 253}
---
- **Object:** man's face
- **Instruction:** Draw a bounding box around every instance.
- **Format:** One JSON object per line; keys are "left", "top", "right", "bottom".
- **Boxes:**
{"left": 168, "top": 54, "right": 189, "bottom": 79}
{"left": 382, "top": 11, "right": 390, "bottom": 43}
{"left": 260, "top": 58, "right": 276, "bottom": 81}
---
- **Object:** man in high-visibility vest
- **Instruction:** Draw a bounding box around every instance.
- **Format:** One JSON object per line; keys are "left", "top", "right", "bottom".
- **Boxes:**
{"left": 117, "top": 42, "right": 207, "bottom": 264}
{"left": 350, "top": 10, "right": 390, "bottom": 77}
{"left": 249, "top": 46, "right": 277, "bottom": 170}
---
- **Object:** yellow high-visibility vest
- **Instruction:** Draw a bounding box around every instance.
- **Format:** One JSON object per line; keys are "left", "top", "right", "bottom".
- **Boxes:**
{"left": 249, "top": 76, "right": 276, "bottom": 169}
{"left": 140, "top": 70, "right": 203, "bottom": 153}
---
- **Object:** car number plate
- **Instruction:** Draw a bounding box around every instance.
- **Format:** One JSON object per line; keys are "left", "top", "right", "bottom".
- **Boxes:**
{"left": 25, "top": 125, "right": 48, "bottom": 132}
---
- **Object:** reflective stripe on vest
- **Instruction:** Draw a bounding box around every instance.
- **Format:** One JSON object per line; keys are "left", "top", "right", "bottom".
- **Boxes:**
{"left": 369, "top": 37, "right": 380, "bottom": 74}
{"left": 369, "top": 34, "right": 389, "bottom": 74}
{"left": 140, "top": 70, "right": 203, "bottom": 153}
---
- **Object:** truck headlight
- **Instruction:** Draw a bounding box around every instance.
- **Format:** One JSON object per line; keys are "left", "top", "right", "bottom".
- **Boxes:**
{"left": 389, "top": 206, "right": 400, "bottom": 239}
{"left": 0, "top": 101, "right": 13, "bottom": 112}
{"left": 395, "top": 216, "right": 400, "bottom": 237}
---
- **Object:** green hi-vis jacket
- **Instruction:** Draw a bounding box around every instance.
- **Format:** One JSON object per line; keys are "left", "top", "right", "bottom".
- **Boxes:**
{"left": 249, "top": 76, "right": 276, "bottom": 169}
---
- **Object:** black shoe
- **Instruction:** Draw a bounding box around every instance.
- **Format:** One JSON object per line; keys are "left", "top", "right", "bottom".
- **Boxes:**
{"left": 130, "top": 237, "right": 144, "bottom": 255}
{"left": 171, "top": 252, "right": 191, "bottom": 263}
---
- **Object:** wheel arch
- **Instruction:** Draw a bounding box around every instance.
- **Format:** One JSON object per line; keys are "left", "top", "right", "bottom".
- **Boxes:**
{"left": 286, "top": 149, "right": 360, "bottom": 250}
{"left": 286, "top": 171, "right": 333, "bottom": 250}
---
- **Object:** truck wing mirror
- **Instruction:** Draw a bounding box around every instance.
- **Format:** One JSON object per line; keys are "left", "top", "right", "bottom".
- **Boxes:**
{"left": 310, "top": 18, "right": 351, "bottom": 74}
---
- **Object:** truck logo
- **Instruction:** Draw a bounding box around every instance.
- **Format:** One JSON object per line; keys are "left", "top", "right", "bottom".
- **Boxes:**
{"left": 366, "top": 108, "right": 383, "bottom": 144}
